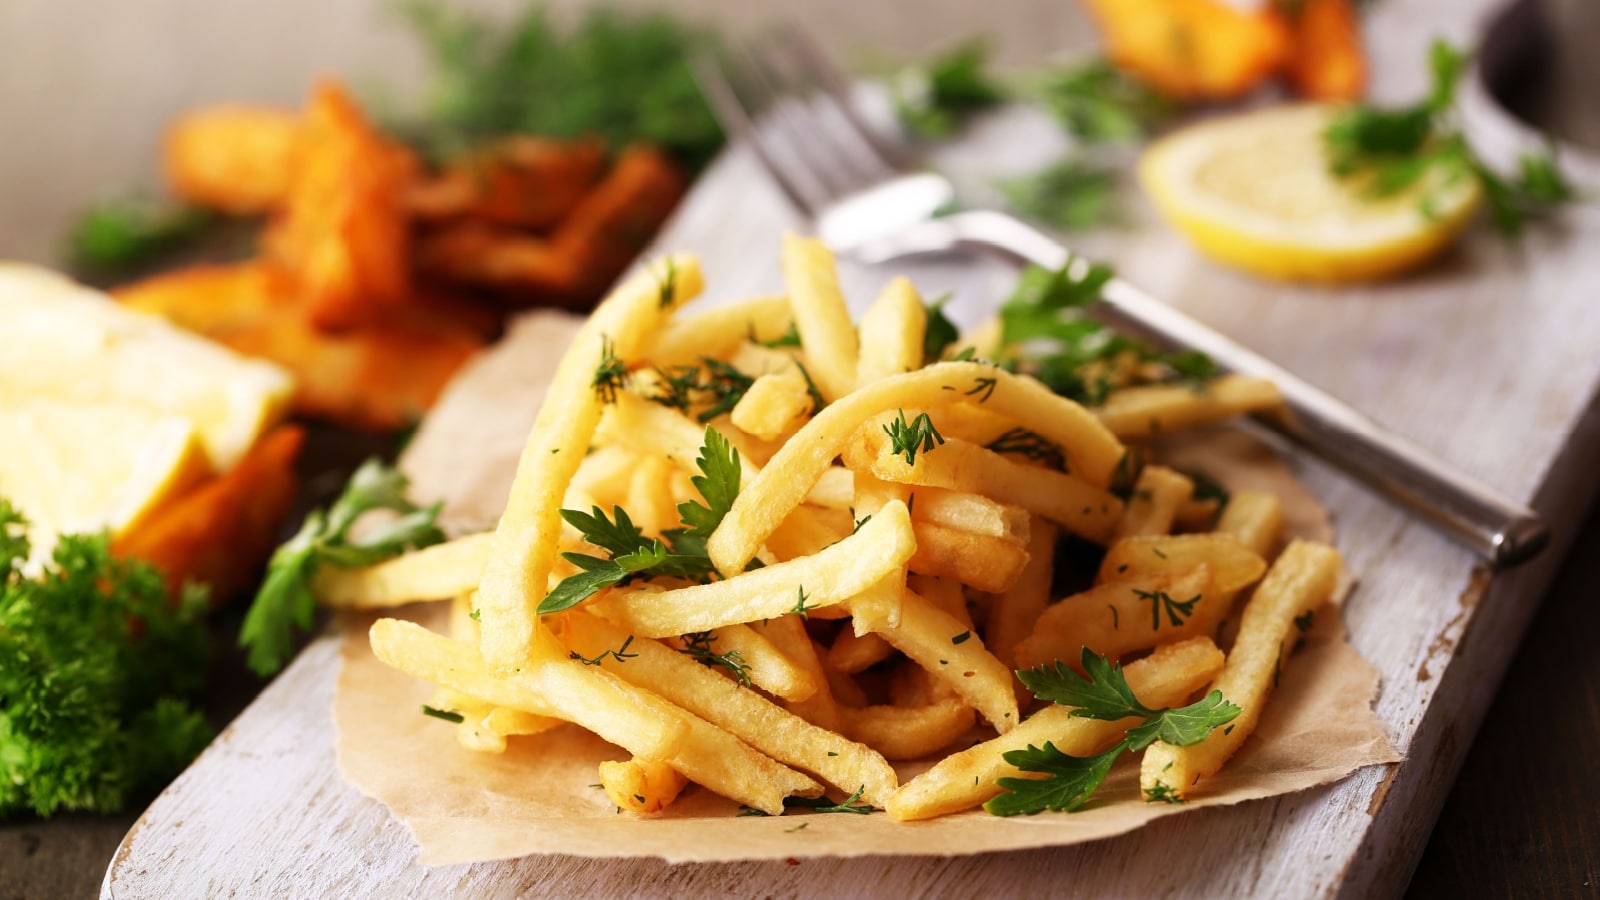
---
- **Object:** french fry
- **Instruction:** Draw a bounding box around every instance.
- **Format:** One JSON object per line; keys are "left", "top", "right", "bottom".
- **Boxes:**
{"left": 855, "top": 276, "right": 928, "bottom": 387}
{"left": 887, "top": 637, "right": 1225, "bottom": 820}
{"left": 709, "top": 361, "right": 1125, "bottom": 575}
{"left": 483, "top": 707, "right": 564, "bottom": 739}
{"left": 754, "top": 615, "right": 848, "bottom": 734}
{"left": 1140, "top": 540, "right": 1342, "bottom": 800}
{"left": 590, "top": 500, "right": 915, "bottom": 637}
{"left": 827, "top": 627, "right": 895, "bottom": 675}
{"left": 848, "top": 423, "right": 1123, "bottom": 543}
{"left": 671, "top": 624, "right": 819, "bottom": 703}
{"left": 475, "top": 255, "right": 702, "bottom": 673}
{"left": 1174, "top": 495, "right": 1223, "bottom": 531}
{"left": 649, "top": 296, "right": 793, "bottom": 367}
{"left": 311, "top": 532, "right": 494, "bottom": 609}
{"left": 1013, "top": 567, "right": 1216, "bottom": 671}
{"left": 908, "top": 488, "right": 1030, "bottom": 542}
{"left": 865, "top": 586, "right": 1019, "bottom": 732}
{"left": 1111, "top": 465, "right": 1193, "bottom": 540}
{"left": 372, "top": 617, "right": 818, "bottom": 813}
{"left": 909, "top": 520, "right": 1031, "bottom": 594}
{"left": 596, "top": 391, "right": 764, "bottom": 485}
{"left": 599, "top": 757, "right": 689, "bottom": 814}
{"left": 842, "top": 700, "right": 976, "bottom": 761}
{"left": 1215, "top": 489, "right": 1285, "bottom": 558}
{"left": 984, "top": 517, "right": 1057, "bottom": 672}
{"left": 1095, "top": 375, "right": 1283, "bottom": 439}
{"left": 623, "top": 454, "right": 677, "bottom": 537}
{"left": 562, "top": 612, "right": 897, "bottom": 806}
{"left": 1098, "top": 534, "right": 1267, "bottom": 593}
{"left": 781, "top": 234, "right": 859, "bottom": 402}
{"left": 163, "top": 106, "right": 299, "bottom": 215}
{"left": 731, "top": 367, "right": 815, "bottom": 440}
{"left": 1284, "top": 0, "right": 1366, "bottom": 101}
{"left": 819, "top": 653, "right": 870, "bottom": 708}
{"left": 804, "top": 466, "right": 855, "bottom": 510}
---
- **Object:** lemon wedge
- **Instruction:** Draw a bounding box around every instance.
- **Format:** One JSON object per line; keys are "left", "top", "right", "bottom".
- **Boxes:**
{"left": 1139, "top": 104, "right": 1480, "bottom": 284}
{"left": 0, "top": 400, "right": 214, "bottom": 549}
{"left": 0, "top": 265, "right": 293, "bottom": 470}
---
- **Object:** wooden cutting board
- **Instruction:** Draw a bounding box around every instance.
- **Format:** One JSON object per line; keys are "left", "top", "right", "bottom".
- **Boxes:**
{"left": 102, "top": 2, "right": 1600, "bottom": 895}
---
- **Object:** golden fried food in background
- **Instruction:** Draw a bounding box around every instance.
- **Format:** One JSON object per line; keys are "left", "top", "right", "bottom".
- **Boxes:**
{"left": 116, "top": 424, "right": 303, "bottom": 601}
{"left": 417, "top": 145, "right": 685, "bottom": 309}
{"left": 1079, "top": 0, "right": 1365, "bottom": 102}
{"left": 116, "top": 262, "right": 487, "bottom": 431}
{"left": 164, "top": 106, "right": 299, "bottom": 215}
{"left": 407, "top": 136, "right": 607, "bottom": 230}
{"left": 263, "top": 82, "right": 416, "bottom": 333}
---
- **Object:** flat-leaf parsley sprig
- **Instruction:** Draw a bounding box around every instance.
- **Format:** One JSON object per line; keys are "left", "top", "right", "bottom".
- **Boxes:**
{"left": 1325, "top": 39, "right": 1576, "bottom": 236}
{"left": 984, "top": 648, "right": 1240, "bottom": 816}
{"left": 538, "top": 425, "right": 739, "bottom": 614}
{"left": 240, "top": 460, "right": 446, "bottom": 676}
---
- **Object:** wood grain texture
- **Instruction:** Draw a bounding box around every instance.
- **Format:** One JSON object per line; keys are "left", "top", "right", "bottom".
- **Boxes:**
{"left": 102, "top": 0, "right": 1600, "bottom": 896}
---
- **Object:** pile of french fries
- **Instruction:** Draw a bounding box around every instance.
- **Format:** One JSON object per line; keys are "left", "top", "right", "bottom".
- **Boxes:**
{"left": 321, "top": 237, "right": 1340, "bottom": 819}
{"left": 113, "top": 80, "right": 684, "bottom": 430}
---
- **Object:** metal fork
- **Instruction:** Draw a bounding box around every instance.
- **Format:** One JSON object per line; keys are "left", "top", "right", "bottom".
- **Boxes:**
{"left": 692, "top": 30, "right": 1548, "bottom": 568}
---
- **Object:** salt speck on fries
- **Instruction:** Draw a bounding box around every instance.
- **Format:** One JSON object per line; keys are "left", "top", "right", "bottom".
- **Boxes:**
{"left": 321, "top": 236, "right": 1343, "bottom": 820}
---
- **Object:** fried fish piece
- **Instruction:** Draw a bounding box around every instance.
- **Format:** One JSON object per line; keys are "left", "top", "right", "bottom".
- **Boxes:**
{"left": 164, "top": 106, "right": 299, "bottom": 215}
{"left": 407, "top": 136, "right": 607, "bottom": 230}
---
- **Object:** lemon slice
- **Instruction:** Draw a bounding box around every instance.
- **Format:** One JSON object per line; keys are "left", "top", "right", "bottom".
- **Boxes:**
{"left": 0, "top": 265, "right": 293, "bottom": 471}
{"left": 1139, "top": 104, "right": 1481, "bottom": 284}
{"left": 0, "top": 400, "right": 214, "bottom": 550}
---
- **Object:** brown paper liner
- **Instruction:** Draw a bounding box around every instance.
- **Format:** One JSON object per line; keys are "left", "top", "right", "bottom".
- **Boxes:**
{"left": 333, "top": 311, "right": 1400, "bottom": 866}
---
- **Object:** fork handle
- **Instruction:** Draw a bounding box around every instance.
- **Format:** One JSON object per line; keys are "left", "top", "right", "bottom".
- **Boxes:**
{"left": 870, "top": 209, "right": 1549, "bottom": 567}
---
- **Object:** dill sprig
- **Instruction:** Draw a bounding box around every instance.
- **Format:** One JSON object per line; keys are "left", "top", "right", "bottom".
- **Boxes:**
{"left": 883, "top": 410, "right": 946, "bottom": 465}
{"left": 677, "top": 630, "right": 752, "bottom": 686}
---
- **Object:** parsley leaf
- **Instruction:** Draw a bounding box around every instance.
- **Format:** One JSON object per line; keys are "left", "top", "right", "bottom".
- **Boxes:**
{"left": 0, "top": 500, "right": 213, "bottom": 817}
{"left": 64, "top": 197, "right": 217, "bottom": 277}
{"left": 989, "top": 648, "right": 1240, "bottom": 816}
{"left": 240, "top": 460, "right": 445, "bottom": 675}
{"left": 894, "top": 41, "right": 1006, "bottom": 138}
{"left": 541, "top": 427, "right": 739, "bottom": 614}
{"left": 1325, "top": 39, "right": 1575, "bottom": 237}
{"left": 923, "top": 295, "right": 960, "bottom": 361}
{"left": 1001, "top": 157, "right": 1119, "bottom": 232}
{"left": 1039, "top": 59, "right": 1172, "bottom": 145}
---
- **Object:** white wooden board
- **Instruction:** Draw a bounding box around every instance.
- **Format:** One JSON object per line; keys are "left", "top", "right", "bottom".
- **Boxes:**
{"left": 102, "top": 1, "right": 1600, "bottom": 895}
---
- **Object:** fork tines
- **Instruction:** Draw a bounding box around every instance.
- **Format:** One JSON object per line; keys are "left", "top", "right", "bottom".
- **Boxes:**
{"left": 692, "top": 28, "right": 904, "bottom": 217}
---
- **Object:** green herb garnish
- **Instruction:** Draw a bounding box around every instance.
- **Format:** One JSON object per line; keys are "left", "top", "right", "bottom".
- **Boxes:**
{"left": 421, "top": 705, "right": 465, "bottom": 723}
{"left": 883, "top": 410, "right": 946, "bottom": 465}
{"left": 0, "top": 500, "right": 212, "bottom": 817}
{"left": 1001, "top": 157, "right": 1119, "bottom": 232}
{"left": 64, "top": 198, "right": 217, "bottom": 277}
{"left": 1039, "top": 59, "right": 1172, "bottom": 145}
{"left": 240, "top": 460, "right": 446, "bottom": 676}
{"left": 985, "top": 648, "right": 1240, "bottom": 816}
{"left": 894, "top": 41, "right": 1005, "bottom": 138}
{"left": 677, "top": 630, "right": 752, "bottom": 686}
{"left": 1325, "top": 39, "right": 1575, "bottom": 236}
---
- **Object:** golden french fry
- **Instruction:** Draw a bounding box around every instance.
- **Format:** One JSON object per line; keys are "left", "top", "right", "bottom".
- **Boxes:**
{"left": 707, "top": 361, "right": 1125, "bottom": 575}
{"left": 1174, "top": 496, "right": 1223, "bottom": 531}
{"left": 591, "top": 500, "right": 914, "bottom": 636}
{"left": 311, "top": 533, "right": 493, "bottom": 609}
{"left": 843, "top": 700, "right": 976, "bottom": 761}
{"left": 1140, "top": 540, "right": 1342, "bottom": 800}
{"left": 1215, "top": 489, "right": 1285, "bottom": 558}
{"left": 596, "top": 390, "right": 765, "bottom": 485}
{"left": 907, "top": 573, "right": 973, "bottom": 628}
{"left": 599, "top": 757, "right": 689, "bottom": 814}
{"left": 672, "top": 623, "right": 819, "bottom": 703}
{"left": 908, "top": 520, "right": 1030, "bottom": 594}
{"left": 1096, "top": 375, "right": 1282, "bottom": 439}
{"left": 373, "top": 617, "right": 817, "bottom": 813}
{"left": 865, "top": 586, "right": 1018, "bottom": 732}
{"left": 847, "top": 421, "right": 1123, "bottom": 544}
{"left": 623, "top": 454, "right": 677, "bottom": 537}
{"left": 731, "top": 368, "right": 814, "bottom": 440}
{"left": 855, "top": 276, "right": 927, "bottom": 387}
{"left": 1111, "top": 465, "right": 1193, "bottom": 540}
{"left": 754, "top": 615, "right": 848, "bottom": 734}
{"left": 827, "top": 627, "right": 895, "bottom": 675}
{"left": 782, "top": 234, "right": 859, "bottom": 401}
{"left": 1013, "top": 567, "right": 1216, "bottom": 671}
{"left": 476, "top": 255, "right": 702, "bottom": 673}
{"left": 483, "top": 707, "right": 564, "bottom": 739}
{"left": 1098, "top": 534, "right": 1266, "bottom": 594}
{"left": 804, "top": 466, "right": 855, "bottom": 510}
{"left": 887, "top": 637, "right": 1225, "bottom": 820}
{"left": 649, "top": 296, "right": 794, "bottom": 367}
{"left": 952, "top": 316, "right": 1004, "bottom": 361}
{"left": 984, "top": 517, "right": 1057, "bottom": 672}
{"left": 908, "top": 488, "right": 1030, "bottom": 542}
